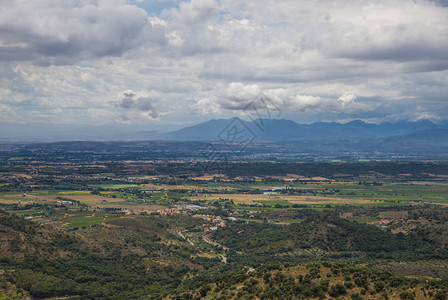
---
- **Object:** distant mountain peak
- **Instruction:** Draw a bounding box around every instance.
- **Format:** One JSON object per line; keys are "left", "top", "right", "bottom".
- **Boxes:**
{"left": 345, "top": 120, "right": 367, "bottom": 125}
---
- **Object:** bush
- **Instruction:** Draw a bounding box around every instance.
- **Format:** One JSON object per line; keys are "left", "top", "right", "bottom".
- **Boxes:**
{"left": 345, "top": 281, "right": 354, "bottom": 289}
{"left": 375, "top": 281, "right": 385, "bottom": 292}
{"left": 329, "top": 284, "right": 347, "bottom": 297}
{"left": 399, "top": 291, "right": 415, "bottom": 300}
{"left": 435, "top": 290, "right": 447, "bottom": 300}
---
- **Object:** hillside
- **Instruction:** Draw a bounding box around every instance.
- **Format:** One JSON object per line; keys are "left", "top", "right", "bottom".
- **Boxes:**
{"left": 211, "top": 214, "right": 448, "bottom": 260}
{"left": 0, "top": 210, "right": 215, "bottom": 299}
{"left": 171, "top": 262, "right": 448, "bottom": 299}
{"left": 1, "top": 209, "right": 448, "bottom": 299}
{"left": 0, "top": 209, "right": 79, "bottom": 260}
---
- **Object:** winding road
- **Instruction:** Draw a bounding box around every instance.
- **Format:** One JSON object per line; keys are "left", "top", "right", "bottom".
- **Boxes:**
{"left": 203, "top": 232, "right": 230, "bottom": 250}
{"left": 178, "top": 230, "right": 240, "bottom": 263}
{"left": 202, "top": 232, "right": 243, "bottom": 255}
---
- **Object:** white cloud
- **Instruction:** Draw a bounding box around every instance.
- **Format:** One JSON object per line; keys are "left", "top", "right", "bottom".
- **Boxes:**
{"left": 415, "top": 112, "right": 441, "bottom": 122}
{"left": 190, "top": 97, "right": 221, "bottom": 114}
{"left": 218, "top": 82, "right": 261, "bottom": 110}
{"left": 338, "top": 92, "right": 357, "bottom": 108}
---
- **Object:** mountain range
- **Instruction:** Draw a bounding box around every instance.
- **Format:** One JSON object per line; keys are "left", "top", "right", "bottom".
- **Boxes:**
{"left": 161, "top": 118, "right": 448, "bottom": 142}
{"left": 2, "top": 119, "right": 448, "bottom": 156}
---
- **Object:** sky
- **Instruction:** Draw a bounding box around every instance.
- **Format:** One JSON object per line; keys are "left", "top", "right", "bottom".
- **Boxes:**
{"left": 1, "top": 0, "right": 448, "bottom": 130}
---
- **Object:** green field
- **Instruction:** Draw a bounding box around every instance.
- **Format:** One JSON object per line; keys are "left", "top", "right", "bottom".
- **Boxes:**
{"left": 88, "top": 184, "right": 139, "bottom": 188}
{"left": 63, "top": 212, "right": 122, "bottom": 228}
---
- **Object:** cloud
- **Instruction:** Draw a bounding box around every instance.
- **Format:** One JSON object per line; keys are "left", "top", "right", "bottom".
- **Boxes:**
{"left": 218, "top": 82, "right": 261, "bottom": 110}
{"left": 164, "top": 0, "right": 223, "bottom": 54}
{"left": 191, "top": 83, "right": 373, "bottom": 116}
{"left": 415, "top": 112, "right": 441, "bottom": 122}
{"left": 0, "top": 0, "right": 167, "bottom": 65}
{"left": 338, "top": 92, "right": 357, "bottom": 108}
{"left": 169, "top": 0, "right": 219, "bottom": 26}
{"left": 429, "top": 0, "right": 448, "bottom": 7}
{"left": 116, "top": 90, "right": 159, "bottom": 119}
{"left": 190, "top": 98, "right": 221, "bottom": 114}
{"left": 2, "top": 0, "right": 448, "bottom": 126}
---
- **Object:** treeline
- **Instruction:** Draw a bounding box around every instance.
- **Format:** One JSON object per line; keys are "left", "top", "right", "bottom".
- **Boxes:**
{"left": 3, "top": 160, "right": 448, "bottom": 180}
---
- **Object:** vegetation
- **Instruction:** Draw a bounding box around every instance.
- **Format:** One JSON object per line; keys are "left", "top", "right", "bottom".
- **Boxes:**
{"left": 171, "top": 262, "right": 448, "bottom": 299}
{"left": 212, "top": 213, "right": 448, "bottom": 260}
{"left": 1, "top": 150, "right": 448, "bottom": 299}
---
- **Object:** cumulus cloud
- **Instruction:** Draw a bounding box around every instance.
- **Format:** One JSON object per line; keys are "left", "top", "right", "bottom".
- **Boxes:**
{"left": 218, "top": 82, "right": 261, "bottom": 110}
{"left": 116, "top": 91, "right": 159, "bottom": 119}
{"left": 0, "top": 0, "right": 167, "bottom": 65}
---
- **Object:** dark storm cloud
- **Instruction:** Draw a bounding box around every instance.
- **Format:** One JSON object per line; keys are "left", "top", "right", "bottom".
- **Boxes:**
{"left": 117, "top": 92, "right": 159, "bottom": 119}
{"left": 0, "top": 0, "right": 167, "bottom": 65}
{"left": 340, "top": 43, "right": 448, "bottom": 65}
{"left": 428, "top": 0, "right": 448, "bottom": 7}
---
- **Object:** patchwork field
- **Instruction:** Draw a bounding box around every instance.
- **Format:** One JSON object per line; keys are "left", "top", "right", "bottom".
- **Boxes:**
{"left": 1, "top": 158, "right": 448, "bottom": 299}
{"left": 186, "top": 193, "right": 378, "bottom": 206}
{"left": 0, "top": 192, "right": 128, "bottom": 205}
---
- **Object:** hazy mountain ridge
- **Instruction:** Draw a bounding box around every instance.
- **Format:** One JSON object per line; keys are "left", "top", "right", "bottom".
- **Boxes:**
{"left": 2, "top": 119, "right": 448, "bottom": 155}
{"left": 161, "top": 118, "right": 448, "bottom": 142}
{"left": 2, "top": 119, "right": 446, "bottom": 143}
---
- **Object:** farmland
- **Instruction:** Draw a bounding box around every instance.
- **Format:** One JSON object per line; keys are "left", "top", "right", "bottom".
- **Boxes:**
{"left": 1, "top": 149, "right": 448, "bottom": 299}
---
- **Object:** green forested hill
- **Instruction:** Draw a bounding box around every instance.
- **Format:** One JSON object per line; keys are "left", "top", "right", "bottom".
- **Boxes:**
{"left": 170, "top": 262, "right": 448, "bottom": 299}
{"left": 1, "top": 210, "right": 448, "bottom": 299}
{"left": 211, "top": 214, "right": 448, "bottom": 261}
{"left": 0, "top": 210, "right": 214, "bottom": 299}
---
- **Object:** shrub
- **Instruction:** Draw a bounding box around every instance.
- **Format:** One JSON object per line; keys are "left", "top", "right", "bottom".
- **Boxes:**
{"left": 329, "top": 284, "right": 347, "bottom": 297}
